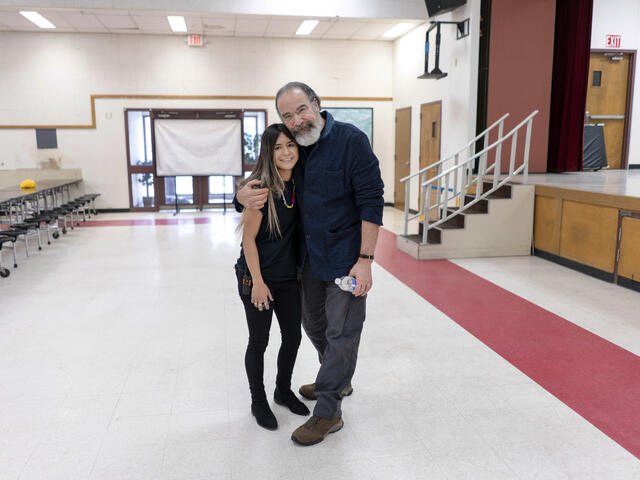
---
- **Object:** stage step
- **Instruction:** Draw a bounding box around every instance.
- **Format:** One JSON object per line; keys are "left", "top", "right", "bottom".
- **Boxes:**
{"left": 482, "top": 181, "right": 512, "bottom": 198}
{"left": 397, "top": 183, "right": 534, "bottom": 259}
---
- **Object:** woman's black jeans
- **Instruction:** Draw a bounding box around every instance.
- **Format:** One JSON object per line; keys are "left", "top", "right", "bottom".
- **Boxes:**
{"left": 236, "top": 270, "right": 302, "bottom": 403}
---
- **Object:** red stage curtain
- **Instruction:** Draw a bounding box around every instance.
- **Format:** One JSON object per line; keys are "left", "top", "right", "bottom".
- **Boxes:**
{"left": 547, "top": 0, "right": 593, "bottom": 172}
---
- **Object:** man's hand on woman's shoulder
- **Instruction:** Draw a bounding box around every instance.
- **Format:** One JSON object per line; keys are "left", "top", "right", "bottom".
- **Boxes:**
{"left": 238, "top": 179, "right": 269, "bottom": 210}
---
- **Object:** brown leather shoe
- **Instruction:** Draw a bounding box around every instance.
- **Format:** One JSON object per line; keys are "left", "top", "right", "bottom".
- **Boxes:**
{"left": 298, "top": 382, "right": 353, "bottom": 400}
{"left": 291, "top": 415, "right": 344, "bottom": 446}
{"left": 298, "top": 383, "right": 317, "bottom": 400}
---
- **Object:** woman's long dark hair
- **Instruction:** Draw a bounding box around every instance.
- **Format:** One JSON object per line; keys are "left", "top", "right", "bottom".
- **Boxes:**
{"left": 238, "top": 123, "right": 298, "bottom": 237}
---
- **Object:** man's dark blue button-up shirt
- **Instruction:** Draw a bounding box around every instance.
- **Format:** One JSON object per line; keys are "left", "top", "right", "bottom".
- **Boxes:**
{"left": 297, "top": 112, "right": 384, "bottom": 281}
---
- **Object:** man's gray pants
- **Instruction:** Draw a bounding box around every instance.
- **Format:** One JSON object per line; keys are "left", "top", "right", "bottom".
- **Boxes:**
{"left": 300, "top": 259, "right": 366, "bottom": 419}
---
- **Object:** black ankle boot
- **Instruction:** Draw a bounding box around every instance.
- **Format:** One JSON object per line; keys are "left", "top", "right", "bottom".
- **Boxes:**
{"left": 251, "top": 400, "right": 278, "bottom": 430}
{"left": 274, "top": 388, "right": 310, "bottom": 416}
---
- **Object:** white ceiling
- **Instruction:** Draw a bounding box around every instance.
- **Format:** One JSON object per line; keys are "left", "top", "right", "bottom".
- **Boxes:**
{"left": 0, "top": 7, "right": 425, "bottom": 41}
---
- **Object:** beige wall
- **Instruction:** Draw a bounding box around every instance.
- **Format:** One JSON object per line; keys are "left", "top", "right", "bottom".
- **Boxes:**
{"left": 0, "top": 31, "right": 394, "bottom": 208}
{"left": 392, "top": 2, "right": 481, "bottom": 212}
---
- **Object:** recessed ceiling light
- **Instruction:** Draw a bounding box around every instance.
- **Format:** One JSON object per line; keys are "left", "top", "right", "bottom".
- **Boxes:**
{"left": 382, "top": 23, "right": 413, "bottom": 39}
{"left": 296, "top": 20, "right": 319, "bottom": 36}
{"left": 19, "top": 11, "right": 56, "bottom": 29}
{"left": 167, "top": 16, "right": 187, "bottom": 33}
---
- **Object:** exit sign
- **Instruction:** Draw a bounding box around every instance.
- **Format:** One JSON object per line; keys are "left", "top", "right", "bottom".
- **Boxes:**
{"left": 606, "top": 34, "right": 621, "bottom": 48}
{"left": 187, "top": 34, "right": 204, "bottom": 47}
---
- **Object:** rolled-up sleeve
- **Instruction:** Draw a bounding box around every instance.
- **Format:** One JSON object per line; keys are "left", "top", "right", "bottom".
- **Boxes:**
{"left": 350, "top": 133, "right": 384, "bottom": 225}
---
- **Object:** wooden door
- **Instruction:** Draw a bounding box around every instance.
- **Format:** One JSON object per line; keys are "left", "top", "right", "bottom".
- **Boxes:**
{"left": 420, "top": 102, "right": 441, "bottom": 220}
{"left": 394, "top": 107, "right": 411, "bottom": 210}
{"left": 586, "top": 53, "right": 630, "bottom": 169}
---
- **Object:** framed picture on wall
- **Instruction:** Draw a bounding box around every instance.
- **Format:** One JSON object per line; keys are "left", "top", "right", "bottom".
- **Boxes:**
{"left": 324, "top": 107, "right": 373, "bottom": 146}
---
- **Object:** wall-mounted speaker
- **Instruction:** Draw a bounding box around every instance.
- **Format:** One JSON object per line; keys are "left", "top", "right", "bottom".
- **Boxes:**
{"left": 425, "top": 0, "right": 467, "bottom": 18}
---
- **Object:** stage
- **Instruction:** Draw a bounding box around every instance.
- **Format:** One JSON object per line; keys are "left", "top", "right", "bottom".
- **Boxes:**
{"left": 516, "top": 170, "right": 640, "bottom": 198}
{"left": 511, "top": 170, "right": 640, "bottom": 292}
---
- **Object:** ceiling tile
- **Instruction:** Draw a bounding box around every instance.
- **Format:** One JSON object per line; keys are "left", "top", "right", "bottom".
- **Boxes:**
{"left": 0, "top": 11, "right": 40, "bottom": 29}
{"left": 62, "top": 12, "right": 106, "bottom": 30}
{"left": 34, "top": 10, "right": 73, "bottom": 29}
{"left": 323, "top": 21, "right": 367, "bottom": 38}
{"left": 197, "top": 15, "right": 235, "bottom": 34}
{"left": 131, "top": 14, "right": 170, "bottom": 32}
{"left": 265, "top": 19, "right": 300, "bottom": 36}
{"left": 235, "top": 17, "right": 269, "bottom": 35}
{"left": 353, "top": 22, "right": 396, "bottom": 38}
{"left": 305, "top": 20, "right": 334, "bottom": 37}
{"left": 97, "top": 14, "right": 137, "bottom": 30}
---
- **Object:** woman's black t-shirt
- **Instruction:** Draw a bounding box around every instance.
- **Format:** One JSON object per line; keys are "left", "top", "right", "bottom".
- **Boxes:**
{"left": 235, "top": 179, "right": 298, "bottom": 282}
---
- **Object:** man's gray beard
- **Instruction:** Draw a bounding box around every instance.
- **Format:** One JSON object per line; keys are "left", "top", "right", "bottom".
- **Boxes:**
{"left": 293, "top": 121, "right": 322, "bottom": 146}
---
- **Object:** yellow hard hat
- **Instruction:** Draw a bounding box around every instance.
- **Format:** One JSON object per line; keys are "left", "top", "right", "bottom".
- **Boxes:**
{"left": 20, "top": 179, "right": 37, "bottom": 189}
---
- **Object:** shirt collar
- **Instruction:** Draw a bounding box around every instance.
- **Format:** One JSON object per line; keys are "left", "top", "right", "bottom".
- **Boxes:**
{"left": 319, "top": 111, "right": 335, "bottom": 139}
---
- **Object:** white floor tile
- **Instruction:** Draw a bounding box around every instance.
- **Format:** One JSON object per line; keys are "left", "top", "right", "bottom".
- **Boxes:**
{"left": 0, "top": 210, "right": 637, "bottom": 480}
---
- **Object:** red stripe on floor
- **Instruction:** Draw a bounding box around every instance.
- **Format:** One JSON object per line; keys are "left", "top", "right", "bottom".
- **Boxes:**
{"left": 78, "top": 218, "right": 217, "bottom": 227}
{"left": 375, "top": 227, "right": 640, "bottom": 459}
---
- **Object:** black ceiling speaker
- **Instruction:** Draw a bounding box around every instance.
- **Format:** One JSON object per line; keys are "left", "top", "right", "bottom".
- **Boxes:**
{"left": 425, "top": 0, "right": 467, "bottom": 18}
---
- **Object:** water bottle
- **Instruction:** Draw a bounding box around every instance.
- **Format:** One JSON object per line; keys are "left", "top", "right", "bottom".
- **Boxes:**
{"left": 335, "top": 276, "right": 356, "bottom": 292}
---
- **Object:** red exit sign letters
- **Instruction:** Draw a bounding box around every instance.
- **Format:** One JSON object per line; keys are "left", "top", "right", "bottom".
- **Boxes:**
{"left": 606, "top": 34, "right": 621, "bottom": 48}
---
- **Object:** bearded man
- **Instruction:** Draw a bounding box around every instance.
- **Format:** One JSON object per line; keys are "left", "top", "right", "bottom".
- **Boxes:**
{"left": 236, "top": 82, "right": 384, "bottom": 446}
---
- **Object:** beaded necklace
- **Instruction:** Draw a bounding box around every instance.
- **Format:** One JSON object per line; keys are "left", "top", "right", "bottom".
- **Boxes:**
{"left": 281, "top": 179, "right": 295, "bottom": 208}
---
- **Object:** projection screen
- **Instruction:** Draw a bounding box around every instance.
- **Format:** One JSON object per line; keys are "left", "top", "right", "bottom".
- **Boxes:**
{"left": 154, "top": 118, "right": 243, "bottom": 176}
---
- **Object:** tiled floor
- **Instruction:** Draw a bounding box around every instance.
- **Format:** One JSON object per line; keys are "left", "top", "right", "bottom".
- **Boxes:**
{"left": 1, "top": 207, "right": 639, "bottom": 479}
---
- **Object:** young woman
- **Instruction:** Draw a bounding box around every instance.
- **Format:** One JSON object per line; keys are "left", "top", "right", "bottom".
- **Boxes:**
{"left": 235, "top": 123, "right": 309, "bottom": 430}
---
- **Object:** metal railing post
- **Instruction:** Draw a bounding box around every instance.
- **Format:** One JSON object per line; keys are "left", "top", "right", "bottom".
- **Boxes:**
{"left": 509, "top": 130, "right": 518, "bottom": 176}
{"left": 404, "top": 181, "right": 410, "bottom": 236}
{"left": 523, "top": 119, "right": 533, "bottom": 184}
{"left": 422, "top": 184, "right": 429, "bottom": 244}
{"left": 443, "top": 173, "right": 450, "bottom": 219}
{"left": 453, "top": 153, "right": 459, "bottom": 208}
{"left": 494, "top": 118, "right": 504, "bottom": 188}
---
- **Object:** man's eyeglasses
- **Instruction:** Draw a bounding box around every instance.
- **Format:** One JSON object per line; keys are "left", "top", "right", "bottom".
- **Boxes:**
{"left": 282, "top": 104, "right": 311, "bottom": 123}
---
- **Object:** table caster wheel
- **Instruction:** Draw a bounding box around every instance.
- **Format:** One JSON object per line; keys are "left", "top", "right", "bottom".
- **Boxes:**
{"left": 0, "top": 268, "right": 9, "bottom": 278}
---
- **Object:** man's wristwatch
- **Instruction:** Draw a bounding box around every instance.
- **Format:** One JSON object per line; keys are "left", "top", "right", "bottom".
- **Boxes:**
{"left": 359, "top": 254, "right": 374, "bottom": 261}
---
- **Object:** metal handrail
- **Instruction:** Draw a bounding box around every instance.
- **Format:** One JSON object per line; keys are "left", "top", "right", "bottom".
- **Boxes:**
{"left": 399, "top": 113, "right": 509, "bottom": 183}
{"left": 422, "top": 110, "right": 537, "bottom": 185}
{"left": 420, "top": 110, "right": 537, "bottom": 240}
{"left": 402, "top": 110, "right": 538, "bottom": 240}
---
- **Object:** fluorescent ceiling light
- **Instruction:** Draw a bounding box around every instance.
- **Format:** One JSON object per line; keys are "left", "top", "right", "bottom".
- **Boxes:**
{"left": 167, "top": 16, "right": 187, "bottom": 33}
{"left": 382, "top": 23, "right": 413, "bottom": 39}
{"left": 296, "top": 20, "right": 319, "bottom": 36}
{"left": 20, "top": 11, "right": 56, "bottom": 29}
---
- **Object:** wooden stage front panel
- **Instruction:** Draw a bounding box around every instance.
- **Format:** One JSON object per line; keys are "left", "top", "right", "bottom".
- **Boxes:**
{"left": 534, "top": 184, "right": 640, "bottom": 291}
{"left": 619, "top": 216, "right": 640, "bottom": 284}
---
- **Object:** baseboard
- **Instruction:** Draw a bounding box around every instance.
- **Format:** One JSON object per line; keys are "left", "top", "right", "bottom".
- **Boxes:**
{"left": 384, "top": 202, "right": 394, "bottom": 207}
{"left": 533, "top": 248, "right": 614, "bottom": 283}
{"left": 618, "top": 276, "right": 640, "bottom": 293}
{"left": 629, "top": 164, "right": 640, "bottom": 170}
{"left": 97, "top": 208, "right": 130, "bottom": 213}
